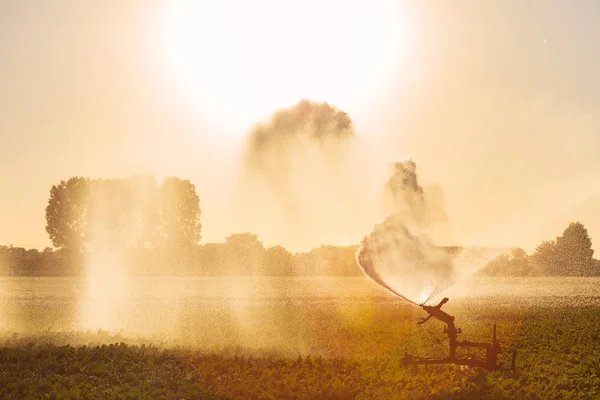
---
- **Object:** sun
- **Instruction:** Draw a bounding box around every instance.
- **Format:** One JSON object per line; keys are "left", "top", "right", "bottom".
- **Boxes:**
{"left": 160, "top": 0, "right": 407, "bottom": 141}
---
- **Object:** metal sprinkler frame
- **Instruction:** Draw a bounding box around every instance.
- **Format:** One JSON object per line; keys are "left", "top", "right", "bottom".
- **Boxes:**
{"left": 402, "top": 297, "right": 516, "bottom": 372}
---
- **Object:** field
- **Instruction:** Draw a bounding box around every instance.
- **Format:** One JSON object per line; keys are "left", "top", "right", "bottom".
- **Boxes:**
{"left": 1, "top": 296, "right": 600, "bottom": 399}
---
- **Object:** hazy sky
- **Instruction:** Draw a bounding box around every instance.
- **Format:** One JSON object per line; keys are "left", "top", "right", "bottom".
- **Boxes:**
{"left": 1, "top": 0, "right": 599, "bottom": 252}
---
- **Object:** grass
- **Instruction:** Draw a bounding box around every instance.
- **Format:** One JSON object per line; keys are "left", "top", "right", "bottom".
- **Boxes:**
{"left": 1, "top": 298, "right": 599, "bottom": 399}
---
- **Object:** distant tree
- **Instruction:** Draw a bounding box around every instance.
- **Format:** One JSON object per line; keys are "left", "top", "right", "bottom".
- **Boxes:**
{"left": 554, "top": 222, "right": 594, "bottom": 276}
{"left": 594, "top": 259, "right": 600, "bottom": 276}
{"left": 531, "top": 222, "right": 595, "bottom": 276}
{"left": 87, "top": 176, "right": 158, "bottom": 249}
{"left": 126, "top": 175, "right": 159, "bottom": 248}
{"left": 262, "top": 245, "right": 295, "bottom": 276}
{"left": 45, "top": 177, "right": 91, "bottom": 252}
{"left": 292, "top": 252, "right": 317, "bottom": 276}
{"left": 0, "top": 246, "right": 9, "bottom": 276}
{"left": 508, "top": 248, "right": 531, "bottom": 276}
{"left": 195, "top": 243, "right": 226, "bottom": 275}
{"left": 86, "top": 178, "right": 133, "bottom": 248}
{"left": 300, "top": 245, "right": 362, "bottom": 276}
{"left": 46, "top": 175, "right": 201, "bottom": 252}
{"left": 480, "top": 248, "right": 532, "bottom": 277}
{"left": 223, "top": 233, "right": 265, "bottom": 274}
{"left": 480, "top": 253, "right": 510, "bottom": 276}
{"left": 532, "top": 240, "right": 557, "bottom": 275}
{"left": 155, "top": 177, "right": 202, "bottom": 248}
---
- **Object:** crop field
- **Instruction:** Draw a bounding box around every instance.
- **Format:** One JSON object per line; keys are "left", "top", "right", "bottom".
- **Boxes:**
{"left": 1, "top": 297, "right": 600, "bottom": 399}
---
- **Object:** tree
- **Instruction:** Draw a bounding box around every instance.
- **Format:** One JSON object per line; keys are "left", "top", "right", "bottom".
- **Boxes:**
{"left": 532, "top": 240, "right": 557, "bottom": 275}
{"left": 45, "top": 177, "right": 91, "bottom": 251}
{"left": 125, "top": 175, "right": 159, "bottom": 248}
{"left": 507, "top": 248, "right": 532, "bottom": 276}
{"left": 155, "top": 177, "right": 202, "bottom": 248}
{"left": 479, "top": 248, "right": 532, "bottom": 277}
{"left": 46, "top": 175, "right": 202, "bottom": 252}
{"left": 554, "top": 222, "right": 594, "bottom": 276}
{"left": 262, "top": 245, "right": 294, "bottom": 276}
{"left": 86, "top": 178, "right": 135, "bottom": 249}
{"left": 531, "top": 222, "right": 595, "bottom": 276}
{"left": 223, "top": 233, "right": 265, "bottom": 274}
{"left": 480, "top": 253, "right": 511, "bottom": 276}
{"left": 195, "top": 243, "right": 225, "bottom": 275}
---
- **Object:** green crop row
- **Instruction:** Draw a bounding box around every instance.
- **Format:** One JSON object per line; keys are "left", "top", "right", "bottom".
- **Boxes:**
{"left": 1, "top": 301, "right": 599, "bottom": 399}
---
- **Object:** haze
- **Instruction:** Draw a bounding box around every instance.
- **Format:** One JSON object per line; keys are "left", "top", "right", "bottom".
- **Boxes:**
{"left": 1, "top": 0, "right": 599, "bottom": 253}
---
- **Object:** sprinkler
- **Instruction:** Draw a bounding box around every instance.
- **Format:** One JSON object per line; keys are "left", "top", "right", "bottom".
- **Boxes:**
{"left": 402, "top": 297, "right": 516, "bottom": 371}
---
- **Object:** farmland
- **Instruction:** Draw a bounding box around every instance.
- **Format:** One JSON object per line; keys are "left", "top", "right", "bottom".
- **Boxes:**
{"left": 1, "top": 294, "right": 600, "bottom": 399}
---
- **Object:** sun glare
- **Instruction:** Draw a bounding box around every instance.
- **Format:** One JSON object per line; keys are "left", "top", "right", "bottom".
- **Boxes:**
{"left": 161, "top": 0, "right": 407, "bottom": 139}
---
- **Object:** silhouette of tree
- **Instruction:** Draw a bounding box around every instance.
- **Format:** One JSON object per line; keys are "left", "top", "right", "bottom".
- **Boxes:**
{"left": 263, "top": 245, "right": 295, "bottom": 276}
{"left": 531, "top": 222, "right": 595, "bottom": 276}
{"left": 46, "top": 175, "right": 202, "bottom": 253}
{"left": 223, "top": 233, "right": 265, "bottom": 274}
{"left": 45, "top": 177, "right": 91, "bottom": 252}
{"left": 87, "top": 178, "right": 136, "bottom": 249}
{"left": 554, "top": 222, "right": 594, "bottom": 276}
{"left": 195, "top": 243, "right": 226, "bottom": 275}
{"left": 85, "top": 176, "right": 161, "bottom": 250}
{"left": 125, "top": 175, "right": 159, "bottom": 248}
{"left": 481, "top": 253, "right": 510, "bottom": 276}
{"left": 532, "top": 240, "right": 557, "bottom": 275}
{"left": 506, "top": 248, "right": 532, "bottom": 276}
{"left": 155, "top": 177, "right": 202, "bottom": 248}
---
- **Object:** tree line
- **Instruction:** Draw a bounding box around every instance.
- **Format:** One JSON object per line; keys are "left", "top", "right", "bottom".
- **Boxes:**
{"left": 0, "top": 237, "right": 360, "bottom": 277}
{"left": 480, "top": 221, "right": 600, "bottom": 276}
{"left": 2, "top": 221, "right": 598, "bottom": 277}
{"left": 0, "top": 172, "right": 597, "bottom": 277}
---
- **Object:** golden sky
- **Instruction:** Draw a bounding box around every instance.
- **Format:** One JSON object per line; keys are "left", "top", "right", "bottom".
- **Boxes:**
{"left": 1, "top": 0, "right": 599, "bottom": 253}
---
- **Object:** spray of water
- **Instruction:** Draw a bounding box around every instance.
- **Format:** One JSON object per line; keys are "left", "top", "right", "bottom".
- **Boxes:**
{"left": 356, "top": 214, "right": 452, "bottom": 305}
{"left": 237, "top": 100, "right": 391, "bottom": 251}
{"left": 355, "top": 157, "right": 504, "bottom": 305}
{"left": 356, "top": 213, "right": 510, "bottom": 305}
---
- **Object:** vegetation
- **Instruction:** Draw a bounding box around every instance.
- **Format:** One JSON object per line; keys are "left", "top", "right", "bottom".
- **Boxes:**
{"left": 1, "top": 301, "right": 599, "bottom": 399}
{"left": 0, "top": 240, "right": 360, "bottom": 277}
{"left": 481, "top": 222, "right": 600, "bottom": 277}
{"left": 0, "top": 343, "right": 219, "bottom": 399}
{"left": 2, "top": 221, "right": 599, "bottom": 277}
{"left": 45, "top": 176, "right": 201, "bottom": 252}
